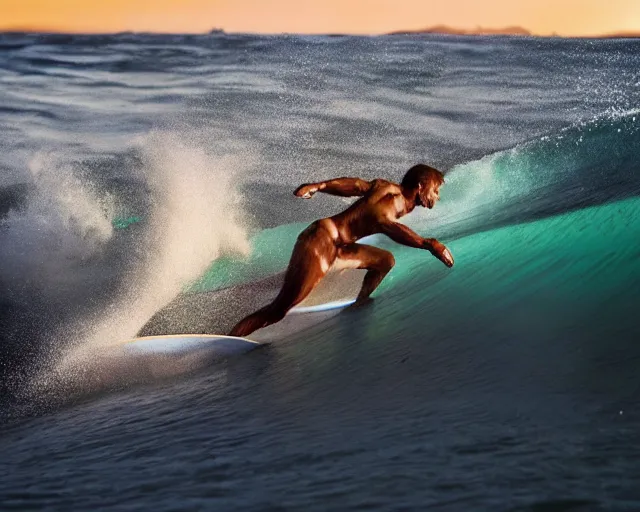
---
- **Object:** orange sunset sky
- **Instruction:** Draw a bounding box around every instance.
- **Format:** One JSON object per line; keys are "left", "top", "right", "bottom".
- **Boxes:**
{"left": 1, "top": 0, "right": 639, "bottom": 36}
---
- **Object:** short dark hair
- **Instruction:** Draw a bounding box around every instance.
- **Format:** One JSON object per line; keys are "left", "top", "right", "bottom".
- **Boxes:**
{"left": 401, "top": 164, "right": 445, "bottom": 190}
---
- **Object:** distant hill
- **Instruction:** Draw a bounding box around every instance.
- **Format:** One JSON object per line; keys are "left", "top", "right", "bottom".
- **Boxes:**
{"left": 600, "top": 31, "right": 640, "bottom": 39}
{"left": 389, "top": 25, "right": 532, "bottom": 37}
{"left": 388, "top": 25, "right": 640, "bottom": 38}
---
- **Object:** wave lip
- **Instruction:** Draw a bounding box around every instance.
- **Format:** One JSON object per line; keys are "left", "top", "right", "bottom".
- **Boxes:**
{"left": 407, "top": 109, "right": 640, "bottom": 240}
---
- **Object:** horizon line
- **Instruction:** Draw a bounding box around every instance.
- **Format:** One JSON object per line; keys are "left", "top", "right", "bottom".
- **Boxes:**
{"left": 1, "top": 26, "right": 639, "bottom": 39}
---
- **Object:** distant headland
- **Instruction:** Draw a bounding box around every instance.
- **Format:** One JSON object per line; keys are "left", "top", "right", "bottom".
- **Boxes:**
{"left": 388, "top": 25, "right": 640, "bottom": 38}
{"left": 389, "top": 25, "right": 532, "bottom": 36}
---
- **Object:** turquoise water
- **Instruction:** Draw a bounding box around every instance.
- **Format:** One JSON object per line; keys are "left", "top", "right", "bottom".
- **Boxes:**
{"left": 387, "top": 196, "right": 640, "bottom": 334}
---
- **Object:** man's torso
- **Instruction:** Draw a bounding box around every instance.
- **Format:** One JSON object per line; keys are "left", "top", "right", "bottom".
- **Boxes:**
{"left": 318, "top": 180, "right": 409, "bottom": 245}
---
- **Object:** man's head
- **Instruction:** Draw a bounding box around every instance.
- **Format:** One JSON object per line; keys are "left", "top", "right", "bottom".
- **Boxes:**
{"left": 401, "top": 164, "right": 445, "bottom": 209}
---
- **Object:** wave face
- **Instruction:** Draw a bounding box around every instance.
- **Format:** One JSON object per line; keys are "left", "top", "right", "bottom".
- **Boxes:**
{"left": 1, "top": 33, "right": 640, "bottom": 511}
{"left": 192, "top": 110, "right": 640, "bottom": 291}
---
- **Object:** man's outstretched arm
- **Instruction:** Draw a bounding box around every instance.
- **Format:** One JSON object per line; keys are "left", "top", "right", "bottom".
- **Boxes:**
{"left": 380, "top": 221, "right": 454, "bottom": 267}
{"left": 294, "top": 177, "right": 372, "bottom": 198}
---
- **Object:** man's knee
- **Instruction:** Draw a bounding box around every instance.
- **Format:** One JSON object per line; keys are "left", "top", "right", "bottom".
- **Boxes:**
{"left": 379, "top": 252, "right": 395, "bottom": 272}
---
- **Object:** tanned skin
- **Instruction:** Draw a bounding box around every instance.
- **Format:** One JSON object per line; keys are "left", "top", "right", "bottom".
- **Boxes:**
{"left": 229, "top": 165, "right": 454, "bottom": 337}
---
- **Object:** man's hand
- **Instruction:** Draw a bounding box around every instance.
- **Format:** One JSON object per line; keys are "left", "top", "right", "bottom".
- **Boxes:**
{"left": 424, "top": 238, "right": 454, "bottom": 267}
{"left": 294, "top": 183, "right": 319, "bottom": 199}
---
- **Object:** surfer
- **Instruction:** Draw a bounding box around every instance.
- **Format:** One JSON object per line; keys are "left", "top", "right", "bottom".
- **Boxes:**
{"left": 229, "top": 164, "right": 454, "bottom": 337}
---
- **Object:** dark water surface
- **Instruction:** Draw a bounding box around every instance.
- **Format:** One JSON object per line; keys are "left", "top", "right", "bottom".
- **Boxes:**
{"left": 1, "top": 32, "right": 639, "bottom": 510}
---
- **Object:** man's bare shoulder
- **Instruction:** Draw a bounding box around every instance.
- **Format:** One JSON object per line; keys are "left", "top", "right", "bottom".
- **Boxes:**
{"left": 368, "top": 179, "right": 402, "bottom": 196}
{"left": 364, "top": 180, "right": 402, "bottom": 205}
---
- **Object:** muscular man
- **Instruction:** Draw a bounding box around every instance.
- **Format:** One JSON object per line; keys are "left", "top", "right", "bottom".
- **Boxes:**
{"left": 229, "top": 164, "right": 454, "bottom": 337}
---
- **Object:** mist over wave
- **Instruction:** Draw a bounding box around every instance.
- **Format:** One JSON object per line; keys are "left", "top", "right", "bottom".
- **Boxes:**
{"left": 1, "top": 127, "right": 256, "bottom": 402}
{"left": 27, "top": 132, "right": 254, "bottom": 398}
{"left": 80, "top": 132, "right": 251, "bottom": 343}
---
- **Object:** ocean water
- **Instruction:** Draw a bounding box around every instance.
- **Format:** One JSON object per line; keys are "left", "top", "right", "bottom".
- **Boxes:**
{"left": 1, "top": 32, "right": 640, "bottom": 511}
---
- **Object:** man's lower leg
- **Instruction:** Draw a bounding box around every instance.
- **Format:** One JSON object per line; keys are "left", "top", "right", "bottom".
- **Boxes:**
{"left": 229, "top": 304, "right": 285, "bottom": 337}
{"left": 355, "top": 269, "right": 388, "bottom": 304}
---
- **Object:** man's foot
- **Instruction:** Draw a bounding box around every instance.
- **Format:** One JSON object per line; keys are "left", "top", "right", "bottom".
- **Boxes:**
{"left": 350, "top": 296, "right": 374, "bottom": 309}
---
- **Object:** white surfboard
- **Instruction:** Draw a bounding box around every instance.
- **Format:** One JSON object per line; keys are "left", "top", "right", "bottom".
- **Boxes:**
{"left": 289, "top": 297, "right": 355, "bottom": 314}
{"left": 119, "top": 297, "right": 356, "bottom": 357}
{"left": 88, "top": 334, "right": 263, "bottom": 384}
{"left": 118, "top": 333, "right": 262, "bottom": 357}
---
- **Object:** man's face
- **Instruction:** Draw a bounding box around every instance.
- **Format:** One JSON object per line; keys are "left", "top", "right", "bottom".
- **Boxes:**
{"left": 419, "top": 180, "right": 441, "bottom": 209}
